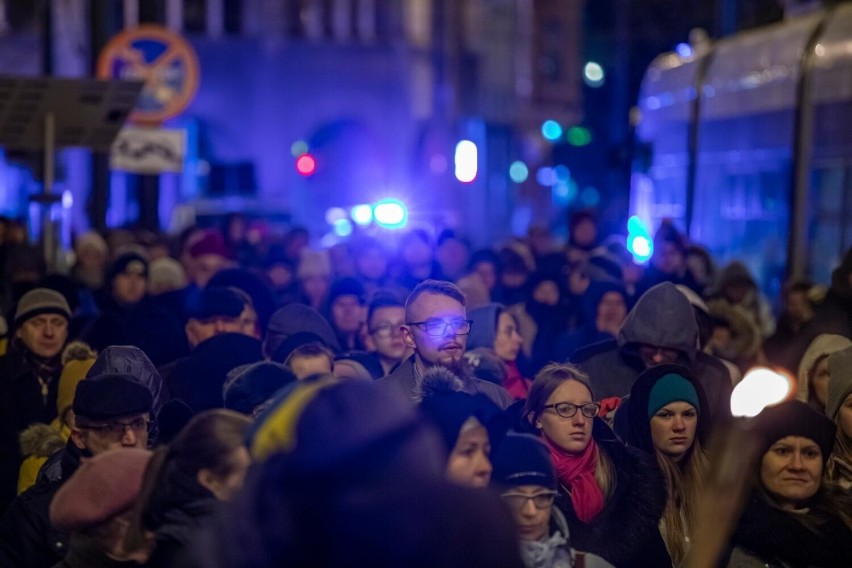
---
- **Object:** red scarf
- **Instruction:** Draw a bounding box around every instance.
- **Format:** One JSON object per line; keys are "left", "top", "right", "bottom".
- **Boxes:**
{"left": 503, "top": 360, "right": 531, "bottom": 400}
{"left": 543, "top": 434, "right": 605, "bottom": 523}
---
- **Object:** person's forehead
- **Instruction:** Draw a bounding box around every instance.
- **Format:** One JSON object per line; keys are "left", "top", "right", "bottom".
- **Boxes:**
{"left": 410, "top": 292, "right": 464, "bottom": 319}
{"left": 25, "top": 314, "right": 67, "bottom": 325}
{"left": 333, "top": 294, "right": 361, "bottom": 306}
{"left": 84, "top": 412, "right": 148, "bottom": 425}
{"left": 371, "top": 305, "right": 404, "bottom": 322}
{"left": 772, "top": 435, "right": 820, "bottom": 449}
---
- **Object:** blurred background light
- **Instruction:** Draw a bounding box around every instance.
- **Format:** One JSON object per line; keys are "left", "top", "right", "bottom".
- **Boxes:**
{"left": 454, "top": 140, "right": 478, "bottom": 183}
{"left": 333, "top": 218, "right": 353, "bottom": 237}
{"left": 676, "top": 42, "right": 693, "bottom": 58}
{"left": 290, "top": 140, "right": 309, "bottom": 158}
{"left": 566, "top": 126, "right": 592, "bottom": 146}
{"left": 295, "top": 153, "right": 317, "bottom": 176}
{"left": 541, "top": 120, "right": 563, "bottom": 142}
{"left": 583, "top": 61, "right": 605, "bottom": 87}
{"left": 536, "top": 166, "right": 556, "bottom": 187}
{"left": 351, "top": 204, "right": 374, "bottom": 226}
{"left": 373, "top": 199, "right": 408, "bottom": 229}
{"left": 730, "top": 367, "right": 794, "bottom": 417}
{"left": 324, "top": 207, "right": 347, "bottom": 224}
{"left": 509, "top": 160, "right": 529, "bottom": 183}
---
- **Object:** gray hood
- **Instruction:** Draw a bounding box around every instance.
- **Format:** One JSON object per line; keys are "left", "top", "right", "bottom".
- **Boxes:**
{"left": 467, "top": 303, "right": 504, "bottom": 351}
{"left": 618, "top": 282, "right": 698, "bottom": 361}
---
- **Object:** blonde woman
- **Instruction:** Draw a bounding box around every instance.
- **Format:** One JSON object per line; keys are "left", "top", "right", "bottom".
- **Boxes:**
{"left": 522, "top": 363, "right": 670, "bottom": 566}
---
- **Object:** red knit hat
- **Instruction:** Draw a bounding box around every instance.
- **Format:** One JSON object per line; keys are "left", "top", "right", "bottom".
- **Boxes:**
{"left": 49, "top": 449, "right": 152, "bottom": 531}
{"left": 189, "top": 230, "right": 229, "bottom": 259}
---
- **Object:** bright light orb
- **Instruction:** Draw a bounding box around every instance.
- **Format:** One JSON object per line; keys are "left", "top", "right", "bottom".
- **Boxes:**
{"left": 373, "top": 199, "right": 408, "bottom": 229}
{"left": 351, "top": 204, "right": 374, "bottom": 226}
{"left": 731, "top": 367, "right": 794, "bottom": 418}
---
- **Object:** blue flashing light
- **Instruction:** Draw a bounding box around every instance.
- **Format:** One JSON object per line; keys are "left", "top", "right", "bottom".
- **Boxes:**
{"left": 541, "top": 120, "right": 563, "bottom": 142}
{"left": 626, "top": 215, "right": 653, "bottom": 263}
{"left": 373, "top": 199, "right": 408, "bottom": 229}
{"left": 676, "top": 43, "right": 693, "bottom": 58}
{"left": 583, "top": 62, "right": 605, "bottom": 87}
{"left": 553, "top": 165, "right": 571, "bottom": 181}
{"left": 455, "top": 140, "right": 478, "bottom": 183}
{"left": 325, "top": 207, "right": 347, "bottom": 224}
{"left": 509, "top": 161, "right": 529, "bottom": 183}
{"left": 333, "top": 219, "right": 353, "bottom": 237}
{"left": 351, "top": 204, "right": 373, "bottom": 226}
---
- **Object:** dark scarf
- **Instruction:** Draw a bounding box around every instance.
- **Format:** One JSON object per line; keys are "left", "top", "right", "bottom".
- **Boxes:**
{"left": 16, "top": 339, "right": 62, "bottom": 403}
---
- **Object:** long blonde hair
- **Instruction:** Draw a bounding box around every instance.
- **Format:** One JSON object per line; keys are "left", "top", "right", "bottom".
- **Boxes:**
{"left": 656, "top": 440, "right": 708, "bottom": 565}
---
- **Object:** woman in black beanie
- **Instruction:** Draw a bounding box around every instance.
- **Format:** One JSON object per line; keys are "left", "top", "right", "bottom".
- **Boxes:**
{"left": 725, "top": 400, "right": 852, "bottom": 567}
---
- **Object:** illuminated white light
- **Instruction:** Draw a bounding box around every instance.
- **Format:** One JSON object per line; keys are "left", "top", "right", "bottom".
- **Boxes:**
{"left": 454, "top": 140, "right": 478, "bottom": 183}
{"left": 351, "top": 204, "right": 373, "bottom": 226}
{"left": 325, "top": 207, "right": 347, "bottom": 225}
{"left": 730, "top": 367, "right": 793, "bottom": 418}
{"left": 62, "top": 191, "right": 73, "bottom": 209}
{"left": 584, "top": 62, "right": 605, "bottom": 87}
{"left": 373, "top": 199, "right": 408, "bottom": 229}
{"left": 631, "top": 235, "right": 651, "bottom": 258}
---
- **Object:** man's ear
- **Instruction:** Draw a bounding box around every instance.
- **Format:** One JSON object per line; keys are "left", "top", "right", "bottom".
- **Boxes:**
{"left": 401, "top": 326, "right": 417, "bottom": 350}
{"left": 70, "top": 428, "right": 87, "bottom": 450}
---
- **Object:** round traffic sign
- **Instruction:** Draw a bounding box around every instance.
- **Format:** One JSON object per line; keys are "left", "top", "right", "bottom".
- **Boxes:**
{"left": 97, "top": 25, "right": 200, "bottom": 125}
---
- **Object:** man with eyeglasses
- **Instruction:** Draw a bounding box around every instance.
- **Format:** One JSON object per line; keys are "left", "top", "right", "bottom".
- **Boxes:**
{"left": 0, "top": 373, "right": 153, "bottom": 568}
{"left": 375, "top": 280, "right": 511, "bottom": 408}
{"left": 363, "top": 294, "right": 411, "bottom": 375}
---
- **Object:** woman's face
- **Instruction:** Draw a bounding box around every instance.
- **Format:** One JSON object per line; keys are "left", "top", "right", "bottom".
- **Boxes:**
{"left": 532, "top": 280, "right": 559, "bottom": 306}
{"left": 760, "top": 436, "right": 823, "bottom": 509}
{"left": 650, "top": 401, "right": 698, "bottom": 462}
{"left": 536, "top": 380, "right": 594, "bottom": 454}
{"left": 494, "top": 312, "right": 523, "bottom": 361}
{"left": 501, "top": 485, "right": 553, "bottom": 542}
{"left": 446, "top": 421, "right": 492, "bottom": 488}
{"left": 811, "top": 356, "right": 830, "bottom": 408}
{"left": 839, "top": 394, "right": 852, "bottom": 441}
{"left": 202, "top": 446, "right": 252, "bottom": 502}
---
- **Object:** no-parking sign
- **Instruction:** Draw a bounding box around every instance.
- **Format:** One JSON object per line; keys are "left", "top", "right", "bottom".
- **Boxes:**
{"left": 96, "top": 25, "right": 200, "bottom": 125}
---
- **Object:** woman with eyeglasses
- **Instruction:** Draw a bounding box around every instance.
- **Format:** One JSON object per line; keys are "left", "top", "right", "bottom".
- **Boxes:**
{"left": 492, "top": 433, "right": 613, "bottom": 568}
{"left": 522, "top": 363, "right": 670, "bottom": 566}
{"left": 124, "top": 409, "right": 252, "bottom": 567}
{"left": 613, "top": 364, "right": 709, "bottom": 565}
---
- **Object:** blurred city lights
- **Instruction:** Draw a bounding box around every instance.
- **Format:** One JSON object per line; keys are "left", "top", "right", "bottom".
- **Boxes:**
{"left": 567, "top": 126, "right": 592, "bottom": 147}
{"left": 295, "top": 154, "right": 317, "bottom": 176}
{"left": 454, "top": 140, "right": 478, "bottom": 183}
{"left": 583, "top": 62, "right": 605, "bottom": 87}
{"left": 541, "top": 120, "right": 563, "bottom": 142}
{"left": 536, "top": 166, "right": 556, "bottom": 187}
{"left": 731, "top": 367, "right": 794, "bottom": 418}
{"left": 580, "top": 186, "right": 600, "bottom": 207}
{"left": 373, "top": 199, "right": 408, "bottom": 229}
{"left": 553, "top": 164, "right": 571, "bottom": 181}
{"left": 676, "top": 43, "right": 693, "bottom": 58}
{"left": 290, "top": 140, "right": 309, "bottom": 158}
{"left": 333, "top": 218, "right": 353, "bottom": 237}
{"left": 351, "top": 204, "right": 374, "bottom": 226}
{"left": 627, "top": 215, "right": 653, "bottom": 263}
{"left": 509, "top": 160, "right": 529, "bottom": 183}
{"left": 324, "top": 207, "right": 347, "bottom": 224}
{"left": 61, "top": 190, "right": 73, "bottom": 209}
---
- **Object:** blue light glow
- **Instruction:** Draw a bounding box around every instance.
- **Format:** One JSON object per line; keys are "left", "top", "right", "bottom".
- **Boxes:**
{"left": 581, "top": 187, "right": 600, "bottom": 207}
{"left": 553, "top": 165, "right": 571, "bottom": 181}
{"left": 509, "top": 161, "right": 529, "bottom": 183}
{"left": 584, "top": 62, "right": 605, "bottom": 87}
{"left": 536, "top": 167, "right": 556, "bottom": 187}
{"left": 541, "top": 120, "right": 563, "bottom": 142}
{"left": 351, "top": 204, "right": 373, "bottom": 226}
{"left": 325, "top": 207, "right": 347, "bottom": 224}
{"left": 627, "top": 215, "right": 653, "bottom": 263}
{"left": 454, "top": 140, "right": 478, "bottom": 183}
{"left": 333, "top": 218, "right": 353, "bottom": 237}
{"left": 676, "top": 43, "right": 693, "bottom": 58}
{"left": 373, "top": 199, "right": 408, "bottom": 229}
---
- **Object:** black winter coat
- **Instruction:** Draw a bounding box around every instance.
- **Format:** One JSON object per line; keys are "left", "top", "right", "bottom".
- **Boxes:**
{"left": 0, "top": 348, "right": 61, "bottom": 513}
{"left": 725, "top": 495, "right": 852, "bottom": 568}
{"left": 554, "top": 419, "right": 670, "bottom": 568}
{"left": 0, "top": 441, "right": 84, "bottom": 568}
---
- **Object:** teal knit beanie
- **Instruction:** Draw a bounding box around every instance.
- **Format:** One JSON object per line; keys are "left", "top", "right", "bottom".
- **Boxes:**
{"left": 647, "top": 373, "right": 700, "bottom": 419}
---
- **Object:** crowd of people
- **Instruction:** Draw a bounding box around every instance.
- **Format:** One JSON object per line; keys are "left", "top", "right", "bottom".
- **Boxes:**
{"left": 0, "top": 210, "right": 851, "bottom": 567}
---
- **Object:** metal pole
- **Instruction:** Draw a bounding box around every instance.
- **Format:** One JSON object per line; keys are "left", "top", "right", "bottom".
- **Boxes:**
{"left": 42, "top": 112, "right": 55, "bottom": 268}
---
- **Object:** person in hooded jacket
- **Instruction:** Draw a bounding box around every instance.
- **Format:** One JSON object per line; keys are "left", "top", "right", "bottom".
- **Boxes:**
{"left": 614, "top": 364, "right": 710, "bottom": 565}
{"left": 707, "top": 261, "right": 775, "bottom": 339}
{"left": 826, "top": 346, "right": 852, "bottom": 488}
{"left": 552, "top": 282, "right": 628, "bottom": 362}
{"left": 467, "top": 303, "right": 531, "bottom": 399}
{"left": 572, "top": 282, "right": 733, "bottom": 432}
{"left": 124, "top": 409, "right": 251, "bottom": 567}
{"left": 522, "top": 362, "right": 670, "bottom": 567}
{"left": 724, "top": 400, "right": 852, "bottom": 567}
{"left": 795, "top": 334, "right": 852, "bottom": 415}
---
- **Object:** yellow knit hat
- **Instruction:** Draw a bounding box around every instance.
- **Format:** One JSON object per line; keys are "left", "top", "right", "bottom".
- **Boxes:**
{"left": 57, "top": 358, "right": 96, "bottom": 422}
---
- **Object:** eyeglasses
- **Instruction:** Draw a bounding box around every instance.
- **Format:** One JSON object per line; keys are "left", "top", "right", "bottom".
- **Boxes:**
{"left": 501, "top": 491, "right": 558, "bottom": 510}
{"left": 79, "top": 417, "right": 151, "bottom": 437}
{"left": 406, "top": 319, "right": 473, "bottom": 336}
{"left": 542, "top": 402, "right": 601, "bottom": 419}
{"left": 370, "top": 323, "right": 402, "bottom": 338}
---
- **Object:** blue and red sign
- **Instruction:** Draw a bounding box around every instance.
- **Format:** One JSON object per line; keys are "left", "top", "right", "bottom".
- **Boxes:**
{"left": 97, "top": 25, "right": 200, "bottom": 125}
